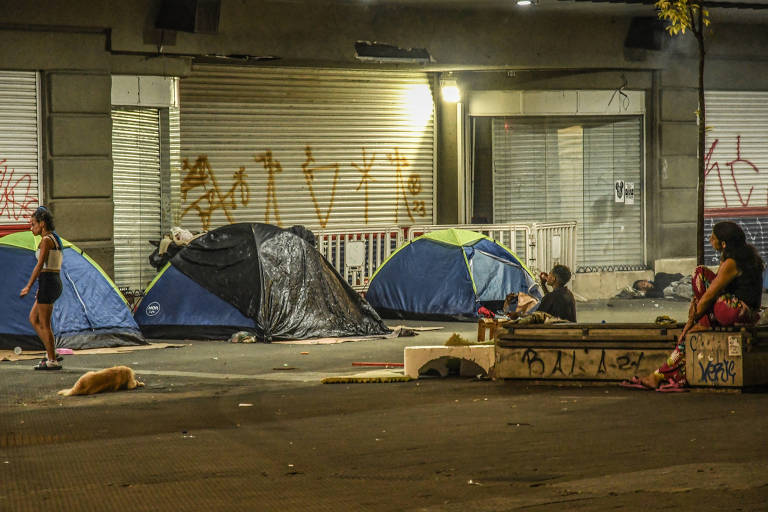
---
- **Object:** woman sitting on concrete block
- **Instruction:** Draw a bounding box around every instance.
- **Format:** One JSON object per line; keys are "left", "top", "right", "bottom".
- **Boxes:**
{"left": 625, "top": 221, "right": 764, "bottom": 391}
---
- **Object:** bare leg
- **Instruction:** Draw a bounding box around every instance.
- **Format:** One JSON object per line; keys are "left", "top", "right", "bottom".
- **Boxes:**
{"left": 34, "top": 303, "right": 57, "bottom": 361}
{"left": 28, "top": 302, "right": 49, "bottom": 349}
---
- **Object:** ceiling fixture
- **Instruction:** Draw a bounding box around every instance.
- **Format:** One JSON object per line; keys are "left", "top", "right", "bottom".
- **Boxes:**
{"left": 440, "top": 76, "right": 460, "bottom": 103}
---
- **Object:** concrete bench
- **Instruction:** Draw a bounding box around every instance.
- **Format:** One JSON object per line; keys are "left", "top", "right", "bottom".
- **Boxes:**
{"left": 404, "top": 345, "right": 495, "bottom": 379}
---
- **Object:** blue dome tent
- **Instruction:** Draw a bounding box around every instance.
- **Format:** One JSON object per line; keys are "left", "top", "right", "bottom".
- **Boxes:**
{"left": 134, "top": 222, "right": 389, "bottom": 341}
{"left": 0, "top": 231, "right": 146, "bottom": 350}
{"left": 365, "top": 228, "right": 541, "bottom": 320}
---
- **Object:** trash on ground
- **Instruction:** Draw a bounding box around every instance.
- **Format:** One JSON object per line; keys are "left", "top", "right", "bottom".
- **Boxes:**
{"left": 352, "top": 362, "right": 404, "bottom": 367}
{"left": 322, "top": 369, "right": 412, "bottom": 384}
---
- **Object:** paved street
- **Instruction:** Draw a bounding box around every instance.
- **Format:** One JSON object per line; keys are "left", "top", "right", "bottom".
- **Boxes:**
{"left": 2, "top": 299, "right": 767, "bottom": 511}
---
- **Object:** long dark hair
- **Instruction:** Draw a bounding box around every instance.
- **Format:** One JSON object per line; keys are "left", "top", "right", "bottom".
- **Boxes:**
{"left": 32, "top": 205, "right": 62, "bottom": 248}
{"left": 713, "top": 221, "right": 765, "bottom": 276}
{"left": 32, "top": 205, "right": 55, "bottom": 231}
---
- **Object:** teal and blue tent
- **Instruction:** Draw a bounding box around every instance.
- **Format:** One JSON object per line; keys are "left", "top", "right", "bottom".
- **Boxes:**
{"left": 364, "top": 228, "right": 541, "bottom": 320}
{"left": 0, "top": 231, "right": 146, "bottom": 350}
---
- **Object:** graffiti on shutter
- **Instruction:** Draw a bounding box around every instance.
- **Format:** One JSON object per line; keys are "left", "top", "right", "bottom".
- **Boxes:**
{"left": 0, "top": 159, "right": 37, "bottom": 221}
{"left": 179, "top": 145, "right": 429, "bottom": 230}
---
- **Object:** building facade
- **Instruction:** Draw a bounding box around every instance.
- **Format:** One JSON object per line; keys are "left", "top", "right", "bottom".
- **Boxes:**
{"left": 2, "top": 0, "right": 768, "bottom": 294}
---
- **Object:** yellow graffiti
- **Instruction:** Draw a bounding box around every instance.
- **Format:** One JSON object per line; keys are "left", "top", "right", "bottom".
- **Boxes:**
{"left": 180, "top": 155, "right": 250, "bottom": 231}
{"left": 387, "top": 148, "right": 426, "bottom": 223}
{"left": 352, "top": 148, "right": 376, "bottom": 225}
{"left": 254, "top": 150, "right": 283, "bottom": 226}
{"left": 301, "top": 146, "right": 339, "bottom": 229}
{"left": 180, "top": 146, "right": 428, "bottom": 230}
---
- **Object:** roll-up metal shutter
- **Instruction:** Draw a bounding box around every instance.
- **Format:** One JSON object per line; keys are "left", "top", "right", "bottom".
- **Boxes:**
{"left": 178, "top": 65, "right": 435, "bottom": 231}
{"left": 705, "top": 92, "right": 768, "bottom": 214}
{"left": 492, "top": 116, "right": 644, "bottom": 271}
{"left": 0, "top": 71, "right": 40, "bottom": 232}
{"left": 111, "top": 107, "right": 162, "bottom": 292}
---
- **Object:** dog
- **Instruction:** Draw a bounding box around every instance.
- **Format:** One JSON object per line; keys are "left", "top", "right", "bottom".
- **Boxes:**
{"left": 58, "top": 366, "right": 144, "bottom": 396}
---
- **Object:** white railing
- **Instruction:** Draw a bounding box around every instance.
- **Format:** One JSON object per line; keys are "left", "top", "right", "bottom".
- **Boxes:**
{"left": 535, "top": 221, "right": 578, "bottom": 278}
{"left": 315, "top": 226, "right": 404, "bottom": 292}
{"left": 314, "top": 221, "right": 577, "bottom": 293}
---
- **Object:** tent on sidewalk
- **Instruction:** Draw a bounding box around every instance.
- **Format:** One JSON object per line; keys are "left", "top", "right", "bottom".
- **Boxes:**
{"left": 0, "top": 231, "right": 146, "bottom": 350}
{"left": 134, "top": 222, "right": 389, "bottom": 341}
{"left": 364, "top": 228, "right": 541, "bottom": 320}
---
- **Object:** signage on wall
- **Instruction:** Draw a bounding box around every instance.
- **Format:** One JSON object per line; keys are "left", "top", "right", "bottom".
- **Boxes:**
{"left": 625, "top": 182, "right": 635, "bottom": 205}
{"left": 614, "top": 180, "right": 635, "bottom": 205}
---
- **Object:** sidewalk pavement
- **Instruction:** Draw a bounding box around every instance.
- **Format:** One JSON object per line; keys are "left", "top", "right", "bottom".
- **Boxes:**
{"left": 2, "top": 297, "right": 766, "bottom": 511}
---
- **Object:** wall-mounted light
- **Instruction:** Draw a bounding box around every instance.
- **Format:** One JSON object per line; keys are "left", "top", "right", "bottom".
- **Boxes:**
{"left": 440, "top": 77, "right": 460, "bottom": 103}
{"left": 517, "top": 0, "right": 533, "bottom": 5}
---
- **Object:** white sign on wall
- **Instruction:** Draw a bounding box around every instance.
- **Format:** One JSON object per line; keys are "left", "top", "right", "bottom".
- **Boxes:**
{"left": 625, "top": 182, "right": 635, "bottom": 205}
{"left": 615, "top": 180, "right": 625, "bottom": 203}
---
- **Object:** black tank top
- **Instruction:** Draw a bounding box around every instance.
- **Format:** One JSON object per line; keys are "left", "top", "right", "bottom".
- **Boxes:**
{"left": 724, "top": 259, "right": 762, "bottom": 310}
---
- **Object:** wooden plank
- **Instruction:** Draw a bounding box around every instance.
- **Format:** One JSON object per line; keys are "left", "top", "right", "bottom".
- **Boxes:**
{"left": 499, "top": 324, "right": 684, "bottom": 339}
{"left": 498, "top": 334, "right": 677, "bottom": 343}
{"left": 501, "top": 322, "right": 685, "bottom": 330}
{"left": 496, "top": 340, "right": 674, "bottom": 350}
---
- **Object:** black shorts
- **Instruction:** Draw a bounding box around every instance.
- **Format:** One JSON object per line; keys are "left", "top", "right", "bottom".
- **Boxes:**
{"left": 37, "top": 272, "right": 62, "bottom": 304}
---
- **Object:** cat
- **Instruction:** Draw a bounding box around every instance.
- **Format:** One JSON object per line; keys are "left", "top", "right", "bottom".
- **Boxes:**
{"left": 58, "top": 366, "right": 144, "bottom": 396}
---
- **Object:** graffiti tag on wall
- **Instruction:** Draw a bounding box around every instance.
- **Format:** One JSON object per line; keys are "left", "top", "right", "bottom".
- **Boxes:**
{"left": 180, "top": 156, "right": 250, "bottom": 231}
{"left": 180, "top": 146, "right": 428, "bottom": 229}
{"left": 703, "top": 135, "right": 768, "bottom": 267}
{"left": 705, "top": 135, "right": 763, "bottom": 209}
{"left": 687, "top": 332, "right": 740, "bottom": 386}
{"left": 496, "top": 347, "right": 665, "bottom": 380}
{"left": 302, "top": 146, "right": 339, "bottom": 229}
{"left": 0, "top": 159, "right": 38, "bottom": 221}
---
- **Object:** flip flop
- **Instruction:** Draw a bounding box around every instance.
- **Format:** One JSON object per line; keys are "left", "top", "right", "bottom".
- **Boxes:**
{"left": 619, "top": 376, "right": 654, "bottom": 390}
{"left": 656, "top": 381, "right": 688, "bottom": 393}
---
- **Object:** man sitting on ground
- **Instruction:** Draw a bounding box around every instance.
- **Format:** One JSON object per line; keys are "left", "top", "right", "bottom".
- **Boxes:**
{"left": 536, "top": 264, "right": 577, "bottom": 322}
{"left": 505, "top": 264, "right": 576, "bottom": 323}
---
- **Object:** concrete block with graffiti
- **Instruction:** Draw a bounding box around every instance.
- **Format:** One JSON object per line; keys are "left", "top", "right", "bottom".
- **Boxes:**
{"left": 686, "top": 329, "right": 768, "bottom": 389}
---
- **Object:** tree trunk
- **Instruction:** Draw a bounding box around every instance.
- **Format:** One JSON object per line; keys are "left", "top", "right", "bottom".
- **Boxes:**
{"left": 696, "top": 11, "right": 706, "bottom": 265}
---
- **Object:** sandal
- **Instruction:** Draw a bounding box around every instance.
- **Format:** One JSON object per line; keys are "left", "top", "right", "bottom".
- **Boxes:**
{"left": 33, "top": 359, "right": 62, "bottom": 371}
{"left": 657, "top": 380, "right": 688, "bottom": 393}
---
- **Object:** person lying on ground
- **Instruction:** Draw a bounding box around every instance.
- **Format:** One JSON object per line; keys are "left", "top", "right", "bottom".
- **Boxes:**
{"left": 616, "top": 273, "right": 686, "bottom": 299}
{"left": 507, "top": 264, "right": 576, "bottom": 322}
{"left": 632, "top": 221, "right": 764, "bottom": 390}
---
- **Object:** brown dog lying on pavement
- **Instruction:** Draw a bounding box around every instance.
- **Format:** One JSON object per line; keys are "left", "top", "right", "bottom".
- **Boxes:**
{"left": 58, "top": 366, "right": 144, "bottom": 396}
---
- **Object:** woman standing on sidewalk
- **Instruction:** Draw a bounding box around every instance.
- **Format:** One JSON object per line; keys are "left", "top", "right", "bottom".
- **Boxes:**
{"left": 625, "top": 221, "right": 763, "bottom": 391}
{"left": 19, "top": 206, "right": 64, "bottom": 371}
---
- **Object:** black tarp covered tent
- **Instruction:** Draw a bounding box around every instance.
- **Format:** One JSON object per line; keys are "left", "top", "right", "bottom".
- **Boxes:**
{"left": 134, "top": 223, "right": 389, "bottom": 341}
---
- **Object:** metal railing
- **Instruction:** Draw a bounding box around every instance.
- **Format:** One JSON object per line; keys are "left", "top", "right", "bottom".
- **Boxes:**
{"left": 314, "top": 221, "right": 578, "bottom": 293}
{"left": 315, "top": 226, "right": 404, "bottom": 291}
{"left": 534, "top": 221, "right": 578, "bottom": 278}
